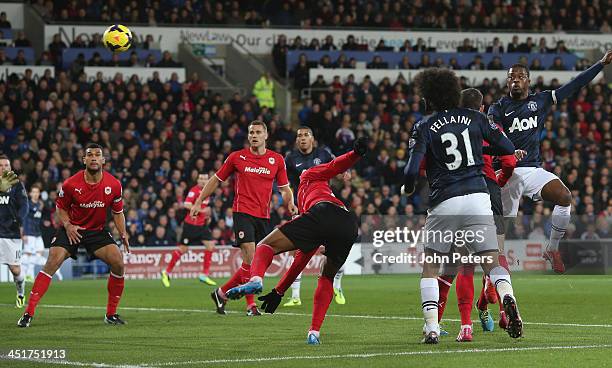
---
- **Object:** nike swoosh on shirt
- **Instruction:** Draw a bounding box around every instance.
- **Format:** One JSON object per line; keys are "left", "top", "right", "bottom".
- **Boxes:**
{"left": 296, "top": 163, "right": 303, "bottom": 167}
{"left": 504, "top": 111, "right": 515, "bottom": 117}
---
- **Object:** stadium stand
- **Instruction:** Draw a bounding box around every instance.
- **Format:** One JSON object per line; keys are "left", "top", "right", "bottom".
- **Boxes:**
{"left": 43, "top": 0, "right": 611, "bottom": 32}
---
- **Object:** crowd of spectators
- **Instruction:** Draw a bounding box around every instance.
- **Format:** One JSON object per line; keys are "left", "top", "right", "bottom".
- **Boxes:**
{"left": 37, "top": 0, "right": 611, "bottom": 33}
{"left": 0, "top": 64, "right": 609, "bottom": 245}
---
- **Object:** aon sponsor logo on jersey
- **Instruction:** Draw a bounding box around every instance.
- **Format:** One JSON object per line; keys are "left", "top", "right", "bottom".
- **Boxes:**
{"left": 509, "top": 116, "right": 537, "bottom": 132}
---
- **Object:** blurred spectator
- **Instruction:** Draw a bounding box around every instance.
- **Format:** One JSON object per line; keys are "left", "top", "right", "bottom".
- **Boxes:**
{"left": 457, "top": 38, "right": 477, "bottom": 52}
{"left": 156, "top": 51, "right": 181, "bottom": 67}
{"left": 13, "top": 31, "right": 32, "bottom": 47}
{"left": 486, "top": 37, "right": 504, "bottom": 54}
{"left": 549, "top": 57, "right": 567, "bottom": 71}
{"left": 252, "top": 72, "right": 275, "bottom": 110}
{"left": 507, "top": 35, "right": 520, "bottom": 53}
{"left": 0, "top": 11, "right": 11, "bottom": 28}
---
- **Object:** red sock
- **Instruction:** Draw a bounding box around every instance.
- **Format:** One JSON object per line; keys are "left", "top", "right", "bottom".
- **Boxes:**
{"left": 251, "top": 244, "right": 274, "bottom": 279}
{"left": 277, "top": 249, "right": 317, "bottom": 294}
{"left": 310, "top": 275, "right": 334, "bottom": 332}
{"left": 25, "top": 272, "right": 52, "bottom": 316}
{"left": 202, "top": 250, "right": 213, "bottom": 275}
{"left": 240, "top": 263, "right": 255, "bottom": 307}
{"left": 498, "top": 254, "right": 510, "bottom": 273}
{"left": 476, "top": 274, "right": 488, "bottom": 311}
{"left": 165, "top": 250, "right": 182, "bottom": 273}
{"left": 456, "top": 264, "right": 475, "bottom": 325}
{"left": 106, "top": 273, "right": 125, "bottom": 317}
{"left": 437, "top": 275, "right": 454, "bottom": 322}
{"left": 220, "top": 263, "right": 248, "bottom": 294}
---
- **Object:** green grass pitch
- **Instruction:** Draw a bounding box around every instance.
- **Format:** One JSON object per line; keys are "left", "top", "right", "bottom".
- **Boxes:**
{"left": 1, "top": 274, "right": 611, "bottom": 367}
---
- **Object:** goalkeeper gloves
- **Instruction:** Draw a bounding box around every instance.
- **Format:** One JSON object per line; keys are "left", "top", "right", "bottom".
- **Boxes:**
{"left": 353, "top": 137, "right": 368, "bottom": 157}
{"left": 258, "top": 288, "right": 283, "bottom": 314}
{"left": 0, "top": 171, "right": 19, "bottom": 193}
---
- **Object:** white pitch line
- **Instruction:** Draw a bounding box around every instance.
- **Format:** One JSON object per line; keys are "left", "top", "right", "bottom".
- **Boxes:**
{"left": 3, "top": 303, "right": 611, "bottom": 329}
{"left": 3, "top": 345, "right": 610, "bottom": 368}
{"left": 144, "top": 344, "right": 612, "bottom": 366}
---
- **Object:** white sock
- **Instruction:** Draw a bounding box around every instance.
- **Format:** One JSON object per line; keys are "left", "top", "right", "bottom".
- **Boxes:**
{"left": 333, "top": 267, "right": 344, "bottom": 289}
{"left": 420, "top": 277, "right": 439, "bottom": 334}
{"left": 489, "top": 266, "right": 514, "bottom": 300}
{"left": 14, "top": 270, "right": 25, "bottom": 296}
{"left": 308, "top": 330, "right": 320, "bottom": 337}
{"left": 549, "top": 205, "right": 571, "bottom": 251}
{"left": 291, "top": 273, "right": 302, "bottom": 299}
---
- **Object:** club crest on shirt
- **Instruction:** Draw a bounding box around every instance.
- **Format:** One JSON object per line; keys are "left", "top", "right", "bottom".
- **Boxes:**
{"left": 268, "top": 157, "right": 275, "bottom": 165}
{"left": 105, "top": 186, "right": 112, "bottom": 195}
{"left": 408, "top": 138, "right": 416, "bottom": 149}
{"left": 314, "top": 158, "right": 321, "bottom": 165}
{"left": 527, "top": 101, "right": 538, "bottom": 112}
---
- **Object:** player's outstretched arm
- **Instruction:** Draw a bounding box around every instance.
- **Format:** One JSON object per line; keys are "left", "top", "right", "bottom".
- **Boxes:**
{"left": 112, "top": 211, "right": 130, "bottom": 253}
{"left": 302, "top": 137, "right": 367, "bottom": 182}
{"left": 554, "top": 50, "right": 610, "bottom": 103}
{"left": 278, "top": 185, "right": 298, "bottom": 215}
{"left": 190, "top": 175, "right": 220, "bottom": 218}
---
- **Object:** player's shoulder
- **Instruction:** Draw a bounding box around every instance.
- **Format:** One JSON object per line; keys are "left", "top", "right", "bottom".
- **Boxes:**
{"left": 188, "top": 184, "right": 200, "bottom": 193}
{"left": 267, "top": 149, "right": 286, "bottom": 162}
{"left": 103, "top": 171, "right": 122, "bottom": 186}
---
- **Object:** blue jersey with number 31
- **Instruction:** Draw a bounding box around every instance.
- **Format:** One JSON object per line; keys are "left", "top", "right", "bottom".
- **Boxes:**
{"left": 409, "top": 108, "right": 512, "bottom": 206}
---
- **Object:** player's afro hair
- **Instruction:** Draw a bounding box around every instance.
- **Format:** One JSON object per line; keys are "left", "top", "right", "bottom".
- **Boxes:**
{"left": 414, "top": 68, "right": 461, "bottom": 112}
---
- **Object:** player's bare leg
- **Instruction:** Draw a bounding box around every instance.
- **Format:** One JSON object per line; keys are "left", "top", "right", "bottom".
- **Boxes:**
{"left": 421, "top": 250, "right": 442, "bottom": 344}
{"left": 540, "top": 179, "right": 571, "bottom": 274}
{"left": 480, "top": 250, "right": 522, "bottom": 338}
{"left": 199, "top": 240, "right": 216, "bottom": 285}
{"left": 94, "top": 244, "right": 126, "bottom": 325}
{"left": 18, "top": 247, "right": 70, "bottom": 327}
{"left": 8, "top": 264, "right": 25, "bottom": 308}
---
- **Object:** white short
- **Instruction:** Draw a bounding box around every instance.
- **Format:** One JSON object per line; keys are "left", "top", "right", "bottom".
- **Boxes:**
{"left": 501, "top": 167, "right": 559, "bottom": 217}
{"left": 0, "top": 238, "right": 22, "bottom": 266}
{"left": 423, "top": 193, "right": 498, "bottom": 255}
{"left": 23, "top": 236, "right": 45, "bottom": 254}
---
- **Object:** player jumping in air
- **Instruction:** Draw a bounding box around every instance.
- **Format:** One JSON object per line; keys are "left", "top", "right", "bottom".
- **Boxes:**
{"left": 284, "top": 126, "right": 349, "bottom": 307}
{"left": 436, "top": 88, "right": 524, "bottom": 342}
{"left": 190, "top": 121, "right": 297, "bottom": 316}
{"left": 0, "top": 156, "right": 28, "bottom": 308}
{"left": 162, "top": 173, "right": 217, "bottom": 287}
{"left": 18, "top": 144, "right": 129, "bottom": 327}
{"left": 403, "top": 69, "right": 522, "bottom": 344}
{"left": 225, "top": 137, "right": 367, "bottom": 345}
{"left": 488, "top": 50, "right": 612, "bottom": 273}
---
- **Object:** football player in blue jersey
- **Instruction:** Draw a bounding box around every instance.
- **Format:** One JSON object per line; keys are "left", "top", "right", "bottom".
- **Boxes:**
{"left": 488, "top": 50, "right": 611, "bottom": 273}
{"left": 403, "top": 69, "right": 522, "bottom": 344}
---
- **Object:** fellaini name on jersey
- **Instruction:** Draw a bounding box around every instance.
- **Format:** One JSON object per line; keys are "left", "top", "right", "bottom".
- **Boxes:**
{"left": 79, "top": 201, "right": 106, "bottom": 209}
{"left": 244, "top": 166, "right": 271, "bottom": 175}
{"left": 429, "top": 115, "right": 472, "bottom": 133}
{"left": 509, "top": 116, "right": 538, "bottom": 133}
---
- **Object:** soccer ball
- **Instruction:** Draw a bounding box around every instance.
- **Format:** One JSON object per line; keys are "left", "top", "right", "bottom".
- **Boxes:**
{"left": 102, "top": 24, "right": 132, "bottom": 53}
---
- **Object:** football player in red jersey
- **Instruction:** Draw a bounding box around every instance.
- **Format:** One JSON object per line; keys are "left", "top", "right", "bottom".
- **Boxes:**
{"left": 18, "top": 144, "right": 129, "bottom": 328}
{"left": 161, "top": 173, "right": 217, "bottom": 287}
{"left": 226, "top": 137, "right": 368, "bottom": 345}
{"left": 190, "top": 121, "right": 297, "bottom": 316}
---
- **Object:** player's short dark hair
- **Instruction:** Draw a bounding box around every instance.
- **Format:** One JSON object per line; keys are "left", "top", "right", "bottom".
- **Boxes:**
{"left": 85, "top": 143, "right": 103, "bottom": 151}
{"left": 248, "top": 120, "right": 267, "bottom": 132}
{"left": 460, "top": 88, "right": 483, "bottom": 110}
{"left": 414, "top": 68, "right": 461, "bottom": 111}
{"left": 296, "top": 126, "right": 313, "bottom": 135}
{"left": 508, "top": 63, "right": 530, "bottom": 77}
